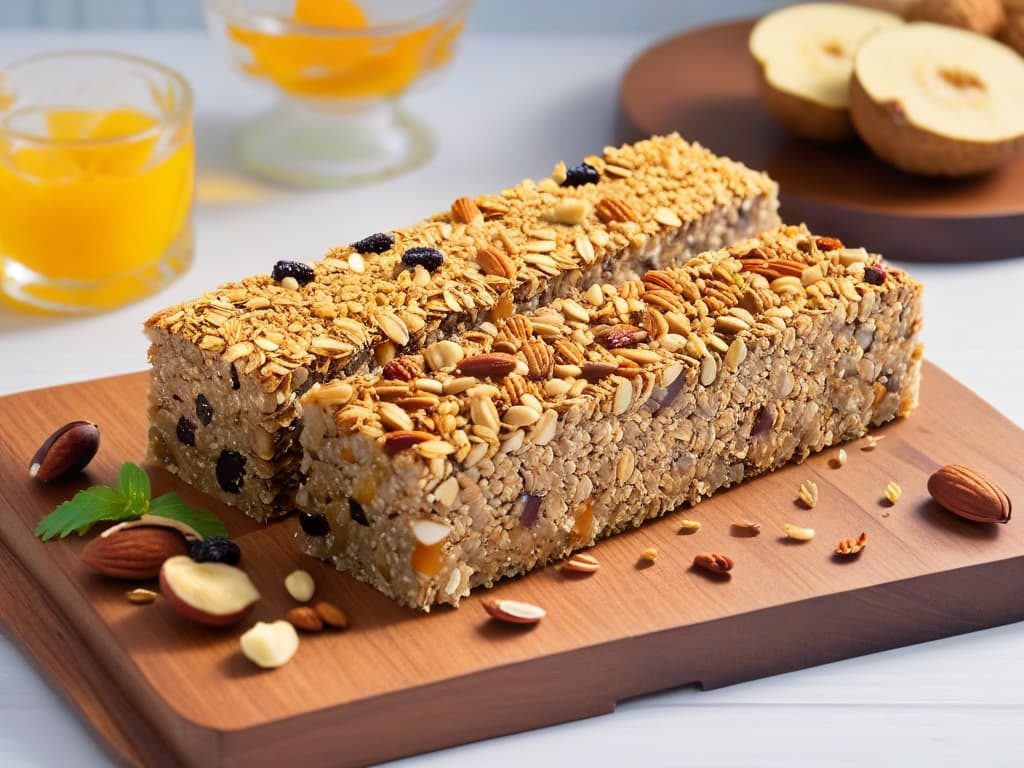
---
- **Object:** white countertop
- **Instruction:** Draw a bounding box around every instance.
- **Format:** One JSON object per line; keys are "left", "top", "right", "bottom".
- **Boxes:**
{"left": 2, "top": 26, "right": 1023, "bottom": 768}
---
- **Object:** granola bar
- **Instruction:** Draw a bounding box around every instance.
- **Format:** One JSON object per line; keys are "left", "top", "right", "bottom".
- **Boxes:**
{"left": 296, "top": 225, "right": 924, "bottom": 610}
{"left": 145, "top": 134, "right": 780, "bottom": 519}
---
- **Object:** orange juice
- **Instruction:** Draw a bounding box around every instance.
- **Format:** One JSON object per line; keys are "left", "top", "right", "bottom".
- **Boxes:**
{"left": 0, "top": 106, "right": 193, "bottom": 310}
{"left": 226, "top": 0, "right": 464, "bottom": 99}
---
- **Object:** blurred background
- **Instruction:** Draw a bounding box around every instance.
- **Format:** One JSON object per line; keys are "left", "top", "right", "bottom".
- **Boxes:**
{"left": 0, "top": 0, "right": 781, "bottom": 33}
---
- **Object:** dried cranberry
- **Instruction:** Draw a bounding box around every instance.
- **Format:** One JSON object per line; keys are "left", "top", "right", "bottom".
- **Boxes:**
{"left": 216, "top": 450, "right": 246, "bottom": 494}
{"left": 519, "top": 494, "right": 543, "bottom": 529}
{"left": 352, "top": 232, "right": 395, "bottom": 254}
{"left": 195, "top": 394, "right": 214, "bottom": 426}
{"left": 348, "top": 498, "right": 369, "bottom": 526}
{"left": 176, "top": 416, "right": 196, "bottom": 447}
{"left": 299, "top": 511, "right": 330, "bottom": 537}
{"left": 271, "top": 260, "right": 315, "bottom": 285}
{"left": 863, "top": 265, "right": 886, "bottom": 285}
{"left": 562, "top": 162, "right": 599, "bottom": 187}
{"left": 230, "top": 366, "right": 240, "bottom": 391}
{"left": 188, "top": 536, "right": 241, "bottom": 565}
{"left": 401, "top": 246, "right": 444, "bottom": 272}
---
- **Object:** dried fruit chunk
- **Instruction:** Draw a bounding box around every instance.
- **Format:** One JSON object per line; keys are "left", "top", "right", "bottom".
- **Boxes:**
{"left": 835, "top": 531, "right": 868, "bottom": 556}
{"left": 240, "top": 621, "right": 299, "bottom": 668}
{"left": 271, "top": 260, "right": 315, "bottom": 285}
{"left": 216, "top": 450, "right": 246, "bottom": 494}
{"left": 195, "top": 394, "right": 214, "bottom": 426}
{"left": 401, "top": 246, "right": 445, "bottom": 272}
{"left": 29, "top": 421, "right": 100, "bottom": 483}
{"left": 693, "top": 552, "right": 734, "bottom": 573}
{"left": 927, "top": 464, "right": 1011, "bottom": 524}
{"left": 176, "top": 416, "right": 196, "bottom": 447}
{"left": 352, "top": 232, "right": 395, "bottom": 254}
{"left": 188, "top": 536, "right": 242, "bottom": 565}
{"left": 299, "top": 511, "right": 330, "bottom": 537}
{"left": 482, "top": 598, "right": 546, "bottom": 624}
{"left": 561, "top": 162, "right": 599, "bottom": 187}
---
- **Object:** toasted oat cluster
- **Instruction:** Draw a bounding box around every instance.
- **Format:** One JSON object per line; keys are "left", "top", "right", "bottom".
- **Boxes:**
{"left": 297, "top": 225, "right": 924, "bottom": 609}
{"left": 145, "top": 134, "right": 780, "bottom": 518}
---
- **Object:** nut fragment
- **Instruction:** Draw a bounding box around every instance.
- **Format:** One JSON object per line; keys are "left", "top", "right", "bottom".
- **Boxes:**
{"left": 29, "top": 421, "right": 100, "bottom": 483}
{"left": 638, "top": 547, "right": 658, "bottom": 563}
{"left": 482, "top": 598, "right": 546, "bottom": 625}
{"left": 927, "top": 464, "right": 1012, "bottom": 524}
{"left": 783, "top": 523, "right": 815, "bottom": 542}
{"left": 693, "top": 552, "right": 734, "bottom": 573}
{"left": 284, "top": 569, "right": 315, "bottom": 602}
{"left": 562, "top": 552, "right": 599, "bottom": 574}
{"left": 884, "top": 481, "right": 902, "bottom": 505}
{"left": 835, "top": 531, "right": 868, "bottom": 556}
{"left": 595, "top": 197, "right": 640, "bottom": 223}
{"left": 678, "top": 519, "right": 702, "bottom": 534}
{"left": 451, "top": 196, "right": 483, "bottom": 224}
{"left": 730, "top": 520, "right": 761, "bottom": 537}
{"left": 832, "top": 448, "right": 847, "bottom": 468}
{"left": 861, "top": 435, "right": 884, "bottom": 451}
{"left": 286, "top": 606, "right": 324, "bottom": 632}
{"left": 312, "top": 601, "right": 349, "bottom": 629}
{"left": 240, "top": 620, "right": 299, "bottom": 669}
{"left": 798, "top": 479, "right": 819, "bottom": 509}
{"left": 125, "top": 588, "right": 158, "bottom": 604}
{"left": 475, "top": 245, "right": 516, "bottom": 279}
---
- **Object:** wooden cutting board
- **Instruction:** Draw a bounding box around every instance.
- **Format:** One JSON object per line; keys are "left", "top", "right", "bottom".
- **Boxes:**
{"left": 1, "top": 362, "right": 1023, "bottom": 768}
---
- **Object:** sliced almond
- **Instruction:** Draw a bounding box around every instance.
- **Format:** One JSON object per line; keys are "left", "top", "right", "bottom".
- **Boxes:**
{"left": 561, "top": 552, "right": 599, "bottom": 574}
{"left": 482, "top": 598, "right": 546, "bottom": 624}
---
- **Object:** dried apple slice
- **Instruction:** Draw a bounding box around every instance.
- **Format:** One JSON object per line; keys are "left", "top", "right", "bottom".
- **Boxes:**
{"left": 749, "top": 3, "right": 903, "bottom": 141}
{"left": 850, "top": 23, "right": 1024, "bottom": 176}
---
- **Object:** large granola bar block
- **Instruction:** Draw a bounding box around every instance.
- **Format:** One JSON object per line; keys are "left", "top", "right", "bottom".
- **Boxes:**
{"left": 297, "top": 225, "right": 923, "bottom": 610}
{"left": 145, "top": 134, "right": 779, "bottom": 520}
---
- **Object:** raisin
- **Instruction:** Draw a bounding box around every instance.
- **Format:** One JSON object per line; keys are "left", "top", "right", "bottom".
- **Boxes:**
{"left": 863, "top": 265, "right": 887, "bottom": 285}
{"left": 562, "top": 162, "right": 599, "bottom": 187}
{"left": 271, "top": 260, "right": 315, "bottom": 285}
{"left": 172, "top": 394, "right": 182, "bottom": 402}
{"left": 195, "top": 394, "right": 214, "bottom": 426}
{"left": 176, "top": 416, "right": 196, "bottom": 447}
{"left": 349, "top": 498, "right": 369, "bottom": 526}
{"left": 188, "top": 536, "right": 241, "bottom": 565}
{"left": 216, "top": 450, "right": 246, "bottom": 494}
{"left": 401, "top": 246, "right": 444, "bottom": 272}
{"left": 299, "top": 511, "right": 330, "bottom": 537}
{"left": 230, "top": 366, "right": 240, "bottom": 391}
{"left": 352, "top": 232, "right": 395, "bottom": 254}
{"left": 519, "top": 493, "right": 542, "bottom": 530}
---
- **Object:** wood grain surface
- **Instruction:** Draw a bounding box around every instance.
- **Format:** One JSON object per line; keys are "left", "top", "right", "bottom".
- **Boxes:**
{"left": 1, "top": 363, "right": 1023, "bottom": 767}
{"left": 617, "top": 19, "right": 1024, "bottom": 262}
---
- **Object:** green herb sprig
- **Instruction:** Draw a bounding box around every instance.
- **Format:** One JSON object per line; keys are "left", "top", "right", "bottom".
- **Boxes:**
{"left": 35, "top": 462, "right": 227, "bottom": 541}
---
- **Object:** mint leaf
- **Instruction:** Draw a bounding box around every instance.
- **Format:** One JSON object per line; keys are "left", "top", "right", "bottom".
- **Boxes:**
{"left": 149, "top": 493, "right": 228, "bottom": 539}
{"left": 117, "top": 462, "right": 151, "bottom": 515}
{"left": 34, "top": 486, "right": 130, "bottom": 541}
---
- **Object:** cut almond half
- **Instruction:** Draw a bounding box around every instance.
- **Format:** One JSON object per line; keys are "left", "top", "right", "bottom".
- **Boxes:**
{"left": 482, "top": 598, "right": 546, "bottom": 625}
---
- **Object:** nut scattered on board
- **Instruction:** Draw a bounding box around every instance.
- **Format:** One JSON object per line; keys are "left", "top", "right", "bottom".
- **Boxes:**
{"left": 884, "top": 480, "right": 902, "bottom": 504}
{"left": 836, "top": 531, "right": 868, "bottom": 556}
{"left": 730, "top": 520, "right": 762, "bottom": 537}
{"left": 639, "top": 547, "right": 658, "bottom": 564}
{"left": 693, "top": 552, "right": 734, "bottom": 573}
{"left": 798, "top": 479, "right": 819, "bottom": 509}
{"left": 678, "top": 519, "right": 702, "bottom": 535}
{"left": 159, "top": 556, "right": 260, "bottom": 627}
{"left": 29, "top": 421, "right": 100, "bottom": 483}
{"left": 101, "top": 515, "right": 202, "bottom": 542}
{"left": 861, "top": 435, "right": 883, "bottom": 451}
{"left": 312, "top": 601, "right": 349, "bottom": 629}
{"left": 833, "top": 448, "right": 848, "bottom": 468}
{"left": 482, "top": 598, "right": 546, "bottom": 625}
{"left": 927, "top": 464, "right": 1012, "bottom": 524}
{"left": 125, "top": 588, "right": 158, "bottom": 604}
{"left": 240, "top": 621, "right": 299, "bottom": 669}
{"left": 284, "top": 569, "right": 316, "bottom": 602}
{"left": 783, "top": 524, "right": 816, "bottom": 542}
{"left": 81, "top": 526, "right": 189, "bottom": 580}
{"left": 285, "top": 606, "right": 324, "bottom": 632}
{"left": 562, "top": 552, "right": 600, "bottom": 574}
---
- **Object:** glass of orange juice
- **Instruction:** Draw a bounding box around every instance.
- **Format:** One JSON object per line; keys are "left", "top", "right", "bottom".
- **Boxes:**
{"left": 0, "top": 52, "right": 193, "bottom": 313}
{"left": 203, "top": 0, "right": 471, "bottom": 186}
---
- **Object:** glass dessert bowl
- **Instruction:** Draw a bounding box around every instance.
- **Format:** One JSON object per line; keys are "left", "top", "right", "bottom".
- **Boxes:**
{"left": 203, "top": 0, "right": 472, "bottom": 187}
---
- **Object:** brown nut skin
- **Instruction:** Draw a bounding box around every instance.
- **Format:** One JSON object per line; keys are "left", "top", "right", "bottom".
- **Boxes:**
{"left": 29, "top": 421, "right": 100, "bottom": 483}
{"left": 81, "top": 527, "right": 189, "bottom": 580}
{"left": 693, "top": 553, "right": 734, "bottom": 573}
{"left": 927, "top": 464, "right": 1012, "bottom": 524}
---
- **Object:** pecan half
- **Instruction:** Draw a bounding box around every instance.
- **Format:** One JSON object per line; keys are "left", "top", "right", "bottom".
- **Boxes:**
{"left": 693, "top": 552, "right": 734, "bottom": 573}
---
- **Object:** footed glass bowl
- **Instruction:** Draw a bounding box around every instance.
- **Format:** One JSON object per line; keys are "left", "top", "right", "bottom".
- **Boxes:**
{"left": 203, "top": 0, "right": 471, "bottom": 187}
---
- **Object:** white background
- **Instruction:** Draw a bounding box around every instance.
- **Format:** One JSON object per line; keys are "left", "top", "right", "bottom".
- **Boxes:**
{"left": 2, "top": 5, "right": 1024, "bottom": 767}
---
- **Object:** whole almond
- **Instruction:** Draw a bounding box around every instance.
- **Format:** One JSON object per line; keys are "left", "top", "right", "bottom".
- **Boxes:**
{"left": 693, "top": 552, "right": 734, "bottom": 573}
{"left": 313, "top": 601, "right": 349, "bottom": 629}
{"left": 29, "top": 421, "right": 100, "bottom": 483}
{"left": 286, "top": 606, "right": 324, "bottom": 632}
{"left": 456, "top": 353, "right": 517, "bottom": 380}
{"left": 928, "top": 464, "right": 1012, "bottom": 524}
{"left": 81, "top": 527, "right": 189, "bottom": 580}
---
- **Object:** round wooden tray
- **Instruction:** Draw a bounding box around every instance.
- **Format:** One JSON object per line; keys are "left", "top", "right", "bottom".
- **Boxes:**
{"left": 617, "top": 19, "right": 1024, "bottom": 262}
